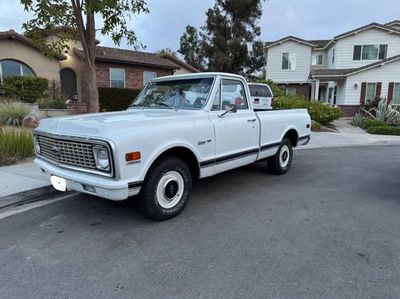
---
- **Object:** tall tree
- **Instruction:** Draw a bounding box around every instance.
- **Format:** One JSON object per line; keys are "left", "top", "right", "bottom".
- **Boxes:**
{"left": 179, "top": 0, "right": 265, "bottom": 76}
{"left": 158, "top": 48, "right": 177, "bottom": 56}
{"left": 246, "top": 40, "right": 266, "bottom": 77}
{"left": 21, "top": 0, "right": 148, "bottom": 113}
{"left": 178, "top": 25, "right": 205, "bottom": 71}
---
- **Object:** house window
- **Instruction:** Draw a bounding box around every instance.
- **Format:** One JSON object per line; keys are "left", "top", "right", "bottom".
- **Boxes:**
{"left": 110, "top": 68, "right": 125, "bottom": 88}
{"left": 143, "top": 71, "right": 157, "bottom": 85}
{"left": 365, "top": 83, "right": 376, "bottom": 102}
{"left": 353, "top": 45, "right": 388, "bottom": 61}
{"left": 332, "top": 48, "right": 335, "bottom": 64}
{"left": 286, "top": 87, "right": 296, "bottom": 96}
{"left": 393, "top": 83, "right": 400, "bottom": 105}
{"left": 282, "top": 53, "right": 296, "bottom": 70}
{"left": 312, "top": 54, "right": 323, "bottom": 65}
{"left": 0, "top": 59, "right": 34, "bottom": 82}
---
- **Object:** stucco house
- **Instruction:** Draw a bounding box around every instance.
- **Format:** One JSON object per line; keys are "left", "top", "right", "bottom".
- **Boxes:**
{"left": 0, "top": 28, "right": 197, "bottom": 107}
{"left": 265, "top": 20, "right": 400, "bottom": 115}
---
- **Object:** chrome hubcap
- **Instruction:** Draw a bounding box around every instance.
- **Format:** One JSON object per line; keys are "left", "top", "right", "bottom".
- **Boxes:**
{"left": 279, "top": 145, "right": 290, "bottom": 168}
{"left": 156, "top": 171, "right": 184, "bottom": 209}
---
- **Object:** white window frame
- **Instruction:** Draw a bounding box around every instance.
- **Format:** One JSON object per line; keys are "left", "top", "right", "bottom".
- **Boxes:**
{"left": 282, "top": 53, "right": 296, "bottom": 70}
{"left": 365, "top": 82, "right": 377, "bottom": 102}
{"left": 109, "top": 68, "right": 125, "bottom": 88}
{"left": 143, "top": 71, "right": 157, "bottom": 85}
{"left": 353, "top": 44, "right": 388, "bottom": 61}
{"left": 0, "top": 59, "right": 34, "bottom": 83}
{"left": 286, "top": 87, "right": 296, "bottom": 96}
{"left": 312, "top": 54, "right": 324, "bottom": 65}
{"left": 393, "top": 83, "right": 400, "bottom": 105}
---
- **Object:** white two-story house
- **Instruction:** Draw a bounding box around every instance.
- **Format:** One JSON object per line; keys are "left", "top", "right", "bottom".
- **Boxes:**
{"left": 265, "top": 20, "right": 400, "bottom": 116}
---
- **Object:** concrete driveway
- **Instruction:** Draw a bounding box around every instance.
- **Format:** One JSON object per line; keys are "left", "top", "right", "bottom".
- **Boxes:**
{"left": 1, "top": 145, "right": 400, "bottom": 299}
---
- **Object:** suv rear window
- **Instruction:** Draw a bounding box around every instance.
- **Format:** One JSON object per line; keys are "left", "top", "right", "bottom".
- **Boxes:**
{"left": 249, "top": 85, "right": 272, "bottom": 97}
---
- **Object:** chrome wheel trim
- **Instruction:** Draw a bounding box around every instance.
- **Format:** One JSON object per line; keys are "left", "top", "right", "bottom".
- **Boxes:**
{"left": 156, "top": 171, "right": 184, "bottom": 209}
{"left": 279, "top": 145, "right": 290, "bottom": 168}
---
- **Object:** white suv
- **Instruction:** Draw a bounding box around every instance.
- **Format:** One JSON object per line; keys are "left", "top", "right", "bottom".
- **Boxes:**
{"left": 248, "top": 83, "right": 274, "bottom": 110}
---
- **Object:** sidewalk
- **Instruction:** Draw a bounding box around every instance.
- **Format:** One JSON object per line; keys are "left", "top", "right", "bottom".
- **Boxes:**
{"left": 304, "top": 118, "right": 400, "bottom": 149}
{"left": 0, "top": 161, "right": 49, "bottom": 198}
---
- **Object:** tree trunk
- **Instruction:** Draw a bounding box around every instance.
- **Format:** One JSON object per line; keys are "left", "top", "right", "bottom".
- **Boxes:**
{"left": 72, "top": 0, "right": 99, "bottom": 113}
{"left": 82, "top": 61, "right": 99, "bottom": 113}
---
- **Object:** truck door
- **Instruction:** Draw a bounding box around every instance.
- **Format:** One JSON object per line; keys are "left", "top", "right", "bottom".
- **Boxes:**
{"left": 208, "top": 78, "right": 260, "bottom": 174}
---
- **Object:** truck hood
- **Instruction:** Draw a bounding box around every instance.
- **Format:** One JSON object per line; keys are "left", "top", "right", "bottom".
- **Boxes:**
{"left": 36, "top": 109, "right": 198, "bottom": 138}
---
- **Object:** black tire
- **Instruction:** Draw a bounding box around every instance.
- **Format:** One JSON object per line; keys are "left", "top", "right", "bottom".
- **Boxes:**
{"left": 267, "top": 137, "right": 293, "bottom": 175}
{"left": 137, "top": 157, "right": 192, "bottom": 221}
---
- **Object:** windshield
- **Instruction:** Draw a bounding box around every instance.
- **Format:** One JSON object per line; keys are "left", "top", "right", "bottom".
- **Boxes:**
{"left": 130, "top": 78, "right": 214, "bottom": 110}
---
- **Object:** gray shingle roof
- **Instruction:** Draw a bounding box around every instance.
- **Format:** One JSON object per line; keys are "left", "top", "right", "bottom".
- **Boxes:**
{"left": 311, "top": 54, "right": 400, "bottom": 78}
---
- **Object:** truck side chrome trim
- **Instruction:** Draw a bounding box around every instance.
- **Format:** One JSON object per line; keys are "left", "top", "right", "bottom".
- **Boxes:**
{"left": 260, "top": 142, "right": 281, "bottom": 152}
{"left": 200, "top": 147, "right": 259, "bottom": 168}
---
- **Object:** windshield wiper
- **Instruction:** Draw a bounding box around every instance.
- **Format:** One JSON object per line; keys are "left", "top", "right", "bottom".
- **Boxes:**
{"left": 154, "top": 101, "right": 178, "bottom": 111}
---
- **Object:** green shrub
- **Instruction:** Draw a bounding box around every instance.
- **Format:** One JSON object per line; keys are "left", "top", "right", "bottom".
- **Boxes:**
{"left": 98, "top": 87, "right": 141, "bottom": 112}
{"left": 361, "top": 98, "right": 400, "bottom": 126}
{"left": 3, "top": 76, "right": 48, "bottom": 103}
{"left": 362, "top": 96, "right": 381, "bottom": 111}
{"left": 0, "top": 126, "right": 34, "bottom": 165}
{"left": 0, "top": 100, "right": 30, "bottom": 126}
{"left": 366, "top": 126, "right": 400, "bottom": 135}
{"left": 37, "top": 98, "right": 67, "bottom": 109}
{"left": 42, "top": 80, "right": 68, "bottom": 108}
{"left": 351, "top": 111, "right": 365, "bottom": 127}
{"left": 274, "top": 95, "right": 342, "bottom": 125}
{"left": 361, "top": 119, "right": 388, "bottom": 129}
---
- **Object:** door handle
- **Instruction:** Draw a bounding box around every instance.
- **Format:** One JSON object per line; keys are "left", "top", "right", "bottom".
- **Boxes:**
{"left": 247, "top": 119, "right": 257, "bottom": 122}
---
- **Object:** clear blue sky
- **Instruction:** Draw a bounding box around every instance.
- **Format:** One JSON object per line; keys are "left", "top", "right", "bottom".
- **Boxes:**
{"left": 0, "top": 0, "right": 399, "bottom": 53}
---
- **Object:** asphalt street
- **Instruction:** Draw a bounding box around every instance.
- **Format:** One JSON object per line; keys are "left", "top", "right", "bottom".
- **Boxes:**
{"left": 1, "top": 145, "right": 400, "bottom": 299}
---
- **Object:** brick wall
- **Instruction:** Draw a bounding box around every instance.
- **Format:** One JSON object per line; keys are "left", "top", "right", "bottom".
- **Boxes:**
{"left": 338, "top": 105, "right": 360, "bottom": 117}
{"left": 280, "top": 84, "right": 311, "bottom": 99}
{"left": 67, "top": 102, "right": 87, "bottom": 115}
{"left": 95, "top": 62, "right": 174, "bottom": 89}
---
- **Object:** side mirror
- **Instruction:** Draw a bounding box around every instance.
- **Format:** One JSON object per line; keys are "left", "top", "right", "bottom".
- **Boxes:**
{"left": 218, "top": 104, "right": 237, "bottom": 118}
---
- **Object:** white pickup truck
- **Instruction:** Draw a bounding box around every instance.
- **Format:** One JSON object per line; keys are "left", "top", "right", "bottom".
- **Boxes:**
{"left": 33, "top": 73, "right": 311, "bottom": 220}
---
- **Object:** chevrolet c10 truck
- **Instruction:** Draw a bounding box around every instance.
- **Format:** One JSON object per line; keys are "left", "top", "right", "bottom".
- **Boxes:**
{"left": 33, "top": 72, "right": 311, "bottom": 220}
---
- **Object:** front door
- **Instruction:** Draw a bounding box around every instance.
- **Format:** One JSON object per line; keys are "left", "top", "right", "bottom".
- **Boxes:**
{"left": 209, "top": 78, "right": 260, "bottom": 174}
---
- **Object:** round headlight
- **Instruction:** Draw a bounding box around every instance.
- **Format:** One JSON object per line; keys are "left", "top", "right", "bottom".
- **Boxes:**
{"left": 97, "top": 149, "right": 109, "bottom": 169}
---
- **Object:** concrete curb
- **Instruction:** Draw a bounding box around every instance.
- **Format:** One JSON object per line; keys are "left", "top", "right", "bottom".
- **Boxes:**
{"left": 297, "top": 140, "right": 400, "bottom": 150}
{"left": 0, "top": 185, "right": 62, "bottom": 210}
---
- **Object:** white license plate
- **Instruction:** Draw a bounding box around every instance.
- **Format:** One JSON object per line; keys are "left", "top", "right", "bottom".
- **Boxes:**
{"left": 50, "top": 175, "right": 67, "bottom": 192}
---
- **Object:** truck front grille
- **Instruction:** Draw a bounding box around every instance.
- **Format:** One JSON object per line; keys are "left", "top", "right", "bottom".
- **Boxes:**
{"left": 37, "top": 135, "right": 97, "bottom": 169}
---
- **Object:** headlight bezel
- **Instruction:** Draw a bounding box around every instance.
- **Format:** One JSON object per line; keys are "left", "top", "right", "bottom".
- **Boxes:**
{"left": 93, "top": 146, "right": 111, "bottom": 172}
{"left": 33, "top": 136, "right": 41, "bottom": 154}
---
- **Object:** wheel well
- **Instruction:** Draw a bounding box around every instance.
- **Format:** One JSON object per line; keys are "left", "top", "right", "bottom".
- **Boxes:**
{"left": 151, "top": 147, "right": 200, "bottom": 179}
{"left": 284, "top": 129, "right": 299, "bottom": 147}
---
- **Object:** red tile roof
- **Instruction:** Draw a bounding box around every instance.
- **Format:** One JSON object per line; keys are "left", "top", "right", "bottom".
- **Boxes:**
{"left": 74, "top": 46, "right": 179, "bottom": 70}
{"left": 158, "top": 53, "right": 200, "bottom": 73}
{"left": 0, "top": 29, "right": 66, "bottom": 60}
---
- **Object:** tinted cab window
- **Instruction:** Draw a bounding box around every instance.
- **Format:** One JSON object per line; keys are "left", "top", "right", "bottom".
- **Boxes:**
{"left": 249, "top": 85, "right": 272, "bottom": 97}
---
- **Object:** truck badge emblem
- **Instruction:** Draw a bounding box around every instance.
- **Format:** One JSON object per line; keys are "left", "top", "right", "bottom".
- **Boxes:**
{"left": 51, "top": 146, "right": 61, "bottom": 156}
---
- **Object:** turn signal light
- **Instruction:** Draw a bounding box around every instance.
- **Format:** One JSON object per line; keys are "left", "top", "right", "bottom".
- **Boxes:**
{"left": 126, "top": 151, "right": 141, "bottom": 161}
